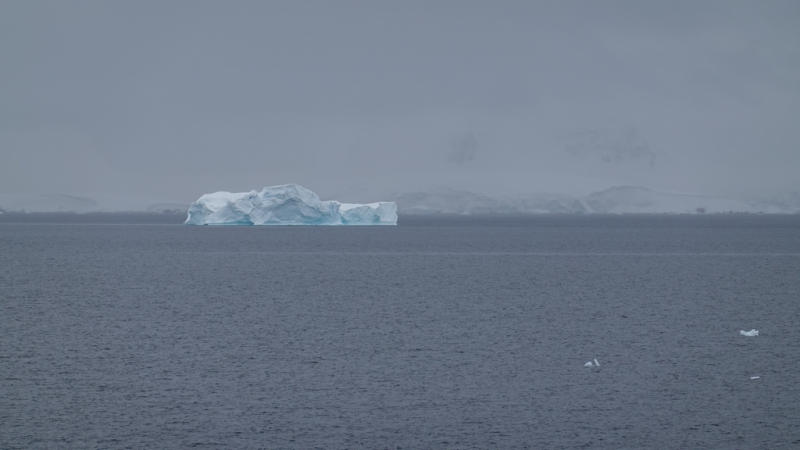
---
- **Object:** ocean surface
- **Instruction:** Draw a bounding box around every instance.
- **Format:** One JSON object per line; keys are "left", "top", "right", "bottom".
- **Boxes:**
{"left": 2, "top": 214, "right": 800, "bottom": 449}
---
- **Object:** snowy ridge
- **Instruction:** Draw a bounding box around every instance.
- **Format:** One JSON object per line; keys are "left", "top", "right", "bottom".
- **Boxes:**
{"left": 392, "top": 186, "right": 588, "bottom": 215}
{"left": 584, "top": 187, "right": 797, "bottom": 214}
{"left": 0, "top": 194, "right": 97, "bottom": 213}
{"left": 0, "top": 193, "right": 187, "bottom": 213}
{"left": 391, "top": 186, "right": 799, "bottom": 215}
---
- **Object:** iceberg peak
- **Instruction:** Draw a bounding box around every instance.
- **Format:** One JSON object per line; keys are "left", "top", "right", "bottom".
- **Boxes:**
{"left": 185, "top": 184, "right": 397, "bottom": 226}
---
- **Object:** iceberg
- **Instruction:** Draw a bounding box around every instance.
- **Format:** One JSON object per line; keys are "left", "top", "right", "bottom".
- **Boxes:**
{"left": 740, "top": 329, "right": 759, "bottom": 337}
{"left": 184, "top": 184, "right": 397, "bottom": 226}
{"left": 339, "top": 202, "right": 398, "bottom": 225}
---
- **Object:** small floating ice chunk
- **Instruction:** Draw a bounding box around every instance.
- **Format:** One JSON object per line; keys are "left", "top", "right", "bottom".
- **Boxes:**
{"left": 750, "top": 376, "right": 760, "bottom": 379}
{"left": 594, "top": 359, "right": 600, "bottom": 367}
{"left": 584, "top": 359, "right": 600, "bottom": 367}
{"left": 740, "top": 329, "right": 759, "bottom": 337}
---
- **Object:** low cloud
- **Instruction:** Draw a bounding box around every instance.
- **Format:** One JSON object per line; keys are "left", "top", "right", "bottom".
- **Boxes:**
{"left": 565, "top": 128, "right": 656, "bottom": 167}
{"left": 447, "top": 133, "right": 477, "bottom": 164}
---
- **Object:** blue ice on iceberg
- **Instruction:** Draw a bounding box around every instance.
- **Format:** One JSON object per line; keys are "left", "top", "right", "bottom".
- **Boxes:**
{"left": 184, "top": 184, "right": 397, "bottom": 226}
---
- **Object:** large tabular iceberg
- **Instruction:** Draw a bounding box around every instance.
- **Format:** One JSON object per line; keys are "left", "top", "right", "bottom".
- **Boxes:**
{"left": 185, "top": 184, "right": 397, "bottom": 226}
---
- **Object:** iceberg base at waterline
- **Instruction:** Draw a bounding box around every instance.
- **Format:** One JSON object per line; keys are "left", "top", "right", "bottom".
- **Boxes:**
{"left": 184, "top": 184, "right": 398, "bottom": 226}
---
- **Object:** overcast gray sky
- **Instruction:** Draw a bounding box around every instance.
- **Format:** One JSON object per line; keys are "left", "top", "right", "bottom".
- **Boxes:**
{"left": 2, "top": 0, "right": 799, "bottom": 202}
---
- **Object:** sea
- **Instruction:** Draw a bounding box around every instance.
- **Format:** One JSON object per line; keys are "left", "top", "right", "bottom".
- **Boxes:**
{"left": 2, "top": 213, "right": 800, "bottom": 449}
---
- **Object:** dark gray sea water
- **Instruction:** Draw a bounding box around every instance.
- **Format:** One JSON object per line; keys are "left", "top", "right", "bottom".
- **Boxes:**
{"left": 2, "top": 214, "right": 800, "bottom": 449}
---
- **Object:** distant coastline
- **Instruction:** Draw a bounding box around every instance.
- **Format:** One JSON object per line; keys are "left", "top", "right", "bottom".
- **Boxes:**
{"left": 2, "top": 211, "right": 800, "bottom": 227}
{"left": 0, "top": 211, "right": 188, "bottom": 224}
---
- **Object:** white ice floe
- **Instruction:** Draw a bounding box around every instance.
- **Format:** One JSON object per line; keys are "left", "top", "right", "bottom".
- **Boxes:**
{"left": 740, "top": 329, "right": 759, "bottom": 337}
{"left": 584, "top": 359, "right": 600, "bottom": 367}
{"left": 750, "top": 376, "right": 760, "bottom": 379}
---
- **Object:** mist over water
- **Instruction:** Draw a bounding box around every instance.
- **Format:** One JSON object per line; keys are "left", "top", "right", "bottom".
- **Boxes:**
{"left": 3, "top": 215, "right": 800, "bottom": 448}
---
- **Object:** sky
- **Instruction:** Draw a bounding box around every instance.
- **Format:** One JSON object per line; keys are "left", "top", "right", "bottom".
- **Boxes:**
{"left": 1, "top": 0, "right": 799, "bottom": 204}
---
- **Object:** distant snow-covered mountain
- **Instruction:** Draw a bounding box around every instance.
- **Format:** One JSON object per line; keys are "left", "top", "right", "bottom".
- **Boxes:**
{"left": 0, "top": 194, "right": 188, "bottom": 213}
{"left": 752, "top": 191, "right": 800, "bottom": 210}
{"left": 0, "top": 194, "right": 98, "bottom": 213}
{"left": 392, "top": 186, "right": 798, "bottom": 215}
{"left": 392, "top": 186, "right": 587, "bottom": 214}
{"left": 146, "top": 203, "right": 192, "bottom": 213}
{"left": 584, "top": 186, "right": 797, "bottom": 214}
